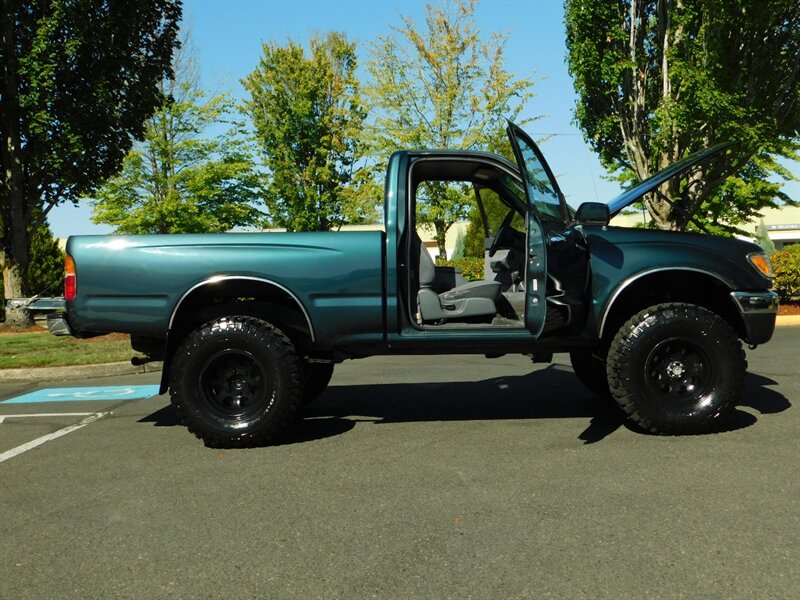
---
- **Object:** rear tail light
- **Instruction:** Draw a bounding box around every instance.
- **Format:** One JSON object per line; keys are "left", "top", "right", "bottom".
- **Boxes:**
{"left": 65, "top": 254, "right": 77, "bottom": 301}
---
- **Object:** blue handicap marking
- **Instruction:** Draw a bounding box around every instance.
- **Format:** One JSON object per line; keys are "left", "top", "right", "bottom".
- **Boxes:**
{"left": 1, "top": 385, "right": 161, "bottom": 404}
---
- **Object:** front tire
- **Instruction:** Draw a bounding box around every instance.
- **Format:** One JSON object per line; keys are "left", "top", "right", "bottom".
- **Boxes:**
{"left": 170, "top": 316, "right": 302, "bottom": 447}
{"left": 606, "top": 303, "right": 746, "bottom": 435}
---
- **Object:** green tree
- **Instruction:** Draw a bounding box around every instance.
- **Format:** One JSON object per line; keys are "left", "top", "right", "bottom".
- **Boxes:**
{"left": 243, "top": 32, "right": 371, "bottom": 232}
{"left": 565, "top": 0, "right": 800, "bottom": 233}
{"left": 91, "top": 41, "right": 264, "bottom": 234}
{"left": 0, "top": 215, "right": 63, "bottom": 323}
{"left": 1, "top": 0, "right": 181, "bottom": 325}
{"left": 0, "top": 214, "right": 64, "bottom": 321}
{"left": 28, "top": 219, "right": 64, "bottom": 297}
{"left": 755, "top": 218, "right": 776, "bottom": 255}
{"left": 463, "top": 188, "right": 518, "bottom": 258}
{"left": 367, "top": 0, "right": 536, "bottom": 258}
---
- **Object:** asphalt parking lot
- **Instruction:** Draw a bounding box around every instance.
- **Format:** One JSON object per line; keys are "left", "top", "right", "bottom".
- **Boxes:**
{"left": 1, "top": 326, "right": 798, "bottom": 599}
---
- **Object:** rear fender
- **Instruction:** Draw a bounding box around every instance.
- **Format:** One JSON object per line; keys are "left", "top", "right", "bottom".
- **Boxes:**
{"left": 158, "top": 276, "right": 314, "bottom": 394}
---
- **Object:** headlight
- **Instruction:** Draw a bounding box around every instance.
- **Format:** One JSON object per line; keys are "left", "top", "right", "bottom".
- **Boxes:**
{"left": 747, "top": 252, "right": 773, "bottom": 279}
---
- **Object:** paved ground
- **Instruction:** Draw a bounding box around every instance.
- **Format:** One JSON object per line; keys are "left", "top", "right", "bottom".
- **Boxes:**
{"left": 0, "top": 327, "right": 797, "bottom": 599}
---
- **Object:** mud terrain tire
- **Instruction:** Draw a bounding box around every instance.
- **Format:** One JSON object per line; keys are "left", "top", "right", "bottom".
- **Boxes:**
{"left": 170, "top": 316, "right": 301, "bottom": 447}
{"left": 606, "top": 303, "right": 745, "bottom": 434}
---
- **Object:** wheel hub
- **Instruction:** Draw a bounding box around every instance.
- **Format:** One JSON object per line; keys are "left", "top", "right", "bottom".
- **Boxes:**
{"left": 665, "top": 360, "right": 686, "bottom": 379}
{"left": 200, "top": 351, "right": 268, "bottom": 418}
{"left": 645, "top": 338, "right": 711, "bottom": 401}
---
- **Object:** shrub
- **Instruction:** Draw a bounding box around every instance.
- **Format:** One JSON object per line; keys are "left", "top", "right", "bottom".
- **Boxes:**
{"left": 771, "top": 245, "right": 800, "bottom": 302}
{"left": 28, "top": 224, "right": 65, "bottom": 296}
{"left": 439, "top": 257, "right": 485, "bottom": 281}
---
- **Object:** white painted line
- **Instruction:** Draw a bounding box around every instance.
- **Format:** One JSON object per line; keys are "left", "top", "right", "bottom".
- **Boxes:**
{"left": 0, "top": 412, "right": 98, "bottom": 425}
{"left": 0, "top": 412, "right": 109, "bottom": 463}
{"left": 1, "top": 412, "right": 98, "bottom": 419}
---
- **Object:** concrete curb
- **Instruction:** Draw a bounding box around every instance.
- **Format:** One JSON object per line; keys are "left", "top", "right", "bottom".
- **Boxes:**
{"left": 776, "top": 314, "right": 800, "bottom": 326}
{"left": 1, "top": 361, "right": 163, "bottom": 383}
{"left": 1, "top": 315, "right": 797, "bottom": 383}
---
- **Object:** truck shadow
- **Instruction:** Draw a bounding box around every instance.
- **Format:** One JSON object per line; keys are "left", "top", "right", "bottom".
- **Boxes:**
{"left": 140, "top": 366, "right": 790, "bottom": 446}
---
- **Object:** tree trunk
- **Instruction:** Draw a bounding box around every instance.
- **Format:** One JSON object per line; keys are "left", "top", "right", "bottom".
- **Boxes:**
{"left": 1, "top": 251, "right": 31, "bottom": 327}
{"left": 1, "top": 1, "right": 33, "bottom": 326}
{"left": 433, "top": 220, "right": 448, "bottom": 263}
{"left": 646, "top": 181, "right": 680, "bottom": 231}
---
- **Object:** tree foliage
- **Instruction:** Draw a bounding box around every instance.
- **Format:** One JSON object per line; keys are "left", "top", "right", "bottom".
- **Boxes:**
{"left": 91, "top": 40, "right": 263, "bottom": 234}
{"left": 755, "top": 218, "right": 775, "bottom": 255}
{"left": 367, "top": 0, "right": 536, "bottom": 257}
{"left": 1, "top": 0, "right": 181, "bottom": 325}
{"left": 462, "top": 187, "right": 517, "bottom": 258}
{"left": 27, "top": 219, "right": 64, "bottom": 297}
{"left": 771, "top": 244, "right": 800, "bottom": 301}
{"left": 243, "top": 32, "right": 371, "bottom": 232}
{"left": 0, "top": 216, "right": 62, "bottom": 319}
{"left": 565, "top": 0, "right": 800, "bottom": 232}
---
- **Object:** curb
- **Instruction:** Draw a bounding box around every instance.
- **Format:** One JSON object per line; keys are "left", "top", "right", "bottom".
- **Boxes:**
{"left": 1, "top": 361, "right": 163, "bottom": 383}
{"left": 776, "top": 315, "right": 800, "bottom": 326}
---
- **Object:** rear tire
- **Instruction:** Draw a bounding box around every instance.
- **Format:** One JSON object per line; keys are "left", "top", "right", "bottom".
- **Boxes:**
{"left": 606, "top": 303, "right": 745, "bottom": 435}
{"left": 170, "top": 316, "right": 301, "bottom": 447}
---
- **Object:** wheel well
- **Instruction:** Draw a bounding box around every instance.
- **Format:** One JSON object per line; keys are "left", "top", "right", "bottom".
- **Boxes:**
{"left": 156, "top": 279, "right": 315, "bottom": 395}
{"left": 600, "top": 271, "right": 744, "bottom": 343}
{"left": 169, "top": 279, "right": 314, "bottom": 356}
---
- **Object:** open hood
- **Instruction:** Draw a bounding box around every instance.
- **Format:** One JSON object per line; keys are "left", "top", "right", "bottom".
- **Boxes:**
{"left": 607, "top": 143, "right": 732, "bottom": 218}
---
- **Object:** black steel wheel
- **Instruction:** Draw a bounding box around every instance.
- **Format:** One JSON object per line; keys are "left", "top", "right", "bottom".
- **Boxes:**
{"left": 606, "top": 303, "right": 746, "bottom": 434}
{"left": 170, "top": 316, "right": 301, "bottom": 447}
{"left": 199, "top": 350, "right": 270, "bottom": 420}
{"left": 643, "top": 338, "right": 713, "bottom": 401}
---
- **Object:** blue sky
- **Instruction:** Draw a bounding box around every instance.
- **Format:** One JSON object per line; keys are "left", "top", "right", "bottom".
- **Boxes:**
{"left": 49, "top": 0, "right": 621, "bottom": 237}
{"left": 46, "top": 0, "right": 796, "bottom": 237}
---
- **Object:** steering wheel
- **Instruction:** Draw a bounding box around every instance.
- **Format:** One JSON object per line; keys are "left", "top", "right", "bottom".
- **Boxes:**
{"left": 489, "top": 209, "right": 516, "bottom": 257}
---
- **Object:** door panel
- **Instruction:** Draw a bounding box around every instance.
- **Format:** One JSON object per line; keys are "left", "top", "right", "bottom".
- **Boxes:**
{"left": 506, "top": 123, "right": 561, "bottom": 336}
{"left": 525, "top": 212, "right": 548, "bottom": 336}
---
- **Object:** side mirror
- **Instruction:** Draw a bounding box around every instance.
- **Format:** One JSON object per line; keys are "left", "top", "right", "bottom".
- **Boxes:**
{"left": 576, "top": 202, "right": 610, "bottom": 226}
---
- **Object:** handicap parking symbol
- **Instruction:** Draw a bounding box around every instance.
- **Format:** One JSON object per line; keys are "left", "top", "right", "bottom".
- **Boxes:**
{"left": 1, "top": 385, "right": 161, "bottom": 404}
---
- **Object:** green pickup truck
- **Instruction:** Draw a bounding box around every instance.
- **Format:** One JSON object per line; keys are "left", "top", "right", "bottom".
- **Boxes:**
{"left": 50, "top": 124, "right": 778, "bottom": 446}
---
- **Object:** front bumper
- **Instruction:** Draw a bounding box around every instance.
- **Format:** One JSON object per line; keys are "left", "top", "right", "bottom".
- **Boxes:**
{"left": 730, "top": 291, "right": 778, "bottom": 345}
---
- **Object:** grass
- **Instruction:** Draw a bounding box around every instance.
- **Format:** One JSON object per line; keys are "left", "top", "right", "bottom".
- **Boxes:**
{"left": 0, "top": 330, "right": 135, "bottom": 369}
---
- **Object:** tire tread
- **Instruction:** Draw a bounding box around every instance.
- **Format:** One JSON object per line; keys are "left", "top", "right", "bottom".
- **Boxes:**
{"left": 169, "top": 316, "right": 301, "bottom": 447}
{"left": 606, "top": 302, "right": 746, "bottom": 435}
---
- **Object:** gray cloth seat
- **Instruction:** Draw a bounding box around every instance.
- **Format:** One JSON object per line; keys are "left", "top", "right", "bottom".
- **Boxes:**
{"left": 414, "top": 233, "right": 501, "bottom": 322}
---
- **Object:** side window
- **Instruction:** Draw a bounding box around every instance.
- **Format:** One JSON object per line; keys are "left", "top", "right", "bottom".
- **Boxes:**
{"left": 518, "top": 145, "right": 562, "bottom": 221}
{"left": 477, "top": 187, "right": 525, "bottom": 235}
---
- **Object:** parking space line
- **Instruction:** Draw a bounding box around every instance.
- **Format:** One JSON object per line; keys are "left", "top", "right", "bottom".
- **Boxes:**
{"left": 0, "top": 412, "right": 110, "bottom": 463}
{"left": 0, "top": 412, "right": 99, "bottom": 424}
